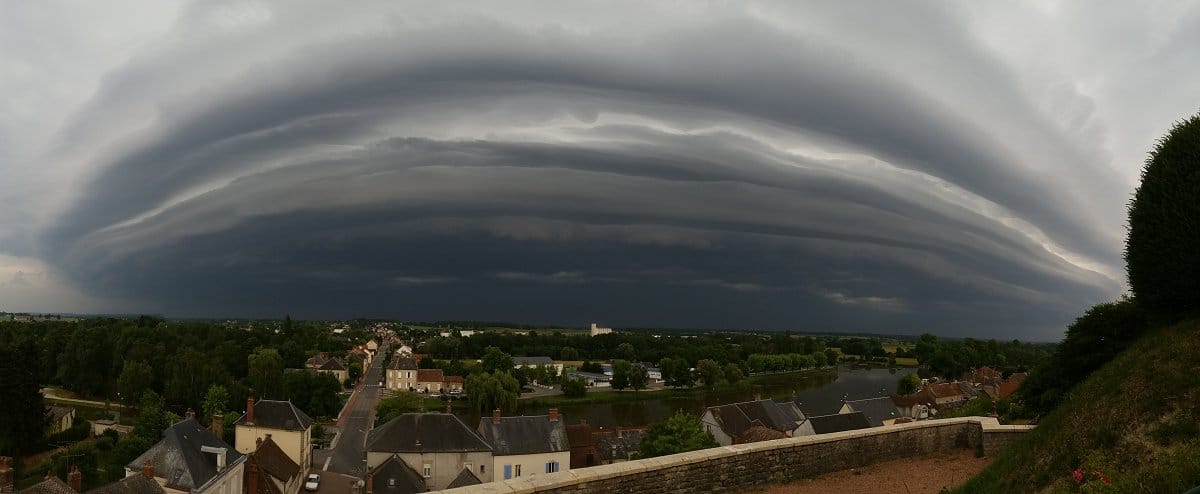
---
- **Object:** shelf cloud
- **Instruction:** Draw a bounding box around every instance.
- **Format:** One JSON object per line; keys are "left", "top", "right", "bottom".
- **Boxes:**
{"left": 4, "top": 1, "right": 1198, "bottom": 339}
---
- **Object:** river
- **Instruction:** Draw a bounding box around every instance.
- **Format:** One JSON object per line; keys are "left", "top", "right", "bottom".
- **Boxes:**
{"left": 461, "top": 364, "right": 910, "bottom": 429}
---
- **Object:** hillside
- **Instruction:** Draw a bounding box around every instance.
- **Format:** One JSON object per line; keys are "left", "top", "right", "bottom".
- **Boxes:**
{"left": 956, "top": 319, "right": 1200, "bottom": 493}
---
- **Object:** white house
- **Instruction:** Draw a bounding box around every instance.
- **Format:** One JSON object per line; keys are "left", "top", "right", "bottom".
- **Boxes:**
{"left": 476, "top": 410, "right": 570, "bottom": 481}
{"left": 589, "top": 323, "right": 612, "bottom": 336}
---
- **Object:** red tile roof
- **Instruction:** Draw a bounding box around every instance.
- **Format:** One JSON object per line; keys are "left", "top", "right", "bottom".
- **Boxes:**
{"left": 416, "top": 369, "right": 443, "bottom": 383}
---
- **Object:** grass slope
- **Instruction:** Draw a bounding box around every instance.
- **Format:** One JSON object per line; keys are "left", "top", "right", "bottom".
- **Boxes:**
{"left": 956, "top": 319, "right": 1200, "bottom": 493}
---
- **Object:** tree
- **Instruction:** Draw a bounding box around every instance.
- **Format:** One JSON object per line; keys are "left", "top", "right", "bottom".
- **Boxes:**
{"left": 616, "top": 342, "right": 638, "bottom": 362}
{"left": 465, "top": 372, "right": 519, "bottom": 414}
{"left": 722, "top": 363, "right": 743, "bottom": 385}
{"left": 201, "top": 385, "right": 230, "bottom": 423}
{"left": 629, "top": 363, "right": 649, "bottom": 391}
{"left": 660, "top": 357, "right": 692, "bottom": 388}
{"left": 0, "top": 340, "right": 47, "bottom": 456}
{"left": 611, "top": 360, "right": 632, "bottom": 390}
{"left": 638, "top": 410, "right": 719, "bottom": 458}
{"left": 1125, "top": 112, "right": 1200, "bottom": 320}
{"left": 695, "top": 359, "right": 722, "bottom": 389}
{"left": 915, "top": 333, "right": 939, "bottom": 364}
{"left": 132, "top": 390, "right": 173, "bottom": 442}
{"left": 376, "top": 392, "right": 427, "bottom": 423}
{"left": 561, "top": 377, "right": 587, "bottom": 398}
{"left": 117, "top": 360, "right": 155, "bottom": 406}
{"left": 823, "top": 349, "right": 839, "bottom": 367}
{"left": 580, "top": 361, "right": 604, "bottom": 374}
{"left": 481, "top": 347, "right": 515, "bottom": 374}
{"left": 247, "top": 348, "right": 284, "bottom": 399}
{"left": 349, "top": 362, "right": 363, "bottom": 383}
{"left": 897, "top": 373, "right": 921, "bottom": 395}
{"left": 560, "top": 346, "right": 579, "bottom": 361}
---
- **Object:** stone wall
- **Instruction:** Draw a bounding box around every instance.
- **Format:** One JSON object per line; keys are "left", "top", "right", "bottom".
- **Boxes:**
{"left": 430, "top": 417, "right": 1032, "bottom": 494}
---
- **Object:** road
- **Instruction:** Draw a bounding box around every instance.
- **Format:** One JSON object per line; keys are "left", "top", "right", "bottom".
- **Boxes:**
{"left": 326, "top": 343, "right": 388, "bottom": 478}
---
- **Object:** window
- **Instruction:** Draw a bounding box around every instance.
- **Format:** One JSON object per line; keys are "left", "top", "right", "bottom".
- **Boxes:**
{"left": 545, "top": 462, "right": 559, "bottom": 473}
{"left": 480, "top": 464, "right": 486, "bottom": 474}
{"left": 515, "top": 465, "right": 522, "bottom": 477}
{"left": 387, "top": 479, "right": 396, "bottom": 487}
{"left": 423, "top": 464, "right": 431, "bottom": 478}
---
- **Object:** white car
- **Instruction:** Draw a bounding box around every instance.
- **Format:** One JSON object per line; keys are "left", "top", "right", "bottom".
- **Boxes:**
{"left": 304, "top": 474, "right": 320, "bottom": 492}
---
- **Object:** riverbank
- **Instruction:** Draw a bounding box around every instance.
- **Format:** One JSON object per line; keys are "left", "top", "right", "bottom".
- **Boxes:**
{"left": 521, "top": 366, "right": 839, "bottom": 408}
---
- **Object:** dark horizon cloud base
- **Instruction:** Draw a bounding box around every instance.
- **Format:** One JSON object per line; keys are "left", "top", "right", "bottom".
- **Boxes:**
{"left": 5, "top": 1, "right": 1198, "bottom": 340}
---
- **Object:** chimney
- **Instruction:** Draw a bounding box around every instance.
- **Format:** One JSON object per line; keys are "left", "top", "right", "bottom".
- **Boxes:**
{"left": 211, "top": 411, "right": 224, "bottom": 439}
{"left": 548, "top": 408, "right": 559, "bottom": 422}
{"left": 246, "top": 396, "right": 255, "bottom": 425}
{"left": 365, "top": 470, "right": 374, "bottom": 494}
{"left": 68, "top": 466, "right": 81, "bottom": 492}
{"left": 247, "top": 462, "right": 258, "bottom": 494}
{"left": 142, "top": 460, "right": 154, "bottom": 479}
{"left": 0, "top": 456, "right": 13, "bottom": 493}
{"left": 255, "top": 437, "right": 263, "bottom": 449}
{"left": 492, "top": 409, "right": 501, "bottom": 424}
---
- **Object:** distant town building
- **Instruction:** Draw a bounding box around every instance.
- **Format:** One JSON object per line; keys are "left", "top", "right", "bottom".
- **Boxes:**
{"left": 589, "top": 323, "right": 612, "bottom": 336}
{"left": 512, "top": 356, "right": 563, "bottom": 377}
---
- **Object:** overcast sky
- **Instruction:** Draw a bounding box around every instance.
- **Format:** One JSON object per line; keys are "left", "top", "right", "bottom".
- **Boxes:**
{"left": 2, "top": 1, "right": 1197, "bottom": 339}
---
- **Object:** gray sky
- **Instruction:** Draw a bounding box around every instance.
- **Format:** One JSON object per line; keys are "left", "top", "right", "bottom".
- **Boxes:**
{"left": 2, "top": 1, "right": 1197, "bottom": 339}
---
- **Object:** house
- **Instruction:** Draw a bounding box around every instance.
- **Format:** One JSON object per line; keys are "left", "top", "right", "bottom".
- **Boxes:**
{"left": 924, "top": 382, "right": 968, "bottom": 407}
{"left": 415, "top": 369, "right": 444, "bottom": 394}
{"left": 442, "top": 376, "right": 464, "bottom": 394}
{"left": 386, "top": 357, "right": 419, "bottom": 391}
{"left": 366, "top": 455, "right": 426, "bottom": 494}
{"left": 700, "top": 399, "right": 806, "bottom": 446}
{"left": 348, "top": 346, "right": 372, "bottom": 367}
{"left": 46, "top": 406, "right": 76, "bottom": 436}
{"left": 84, "top": 468, "right": 166, "bottom": 494}
{"left": 317, "top": 358, "right": 350, "bottom": 383}
{"left": 476, "top": 409, "right": 570, "bottom": 481}
{"left": 22, "top": 470, "right": 77, "bottom": 494}
{"left": 564, "top": 421, "right": 600, "bottom": 469}
{"left": 589, "top": 323, "right": 612, "bottom": 336}
{"left": 242, "top": 436, "right": 301, "bottom": 494}
{"left": 984, "top": 372, "right": 1028, "bottom": 400}
{"left": 734, "top": 425, "right": 788, "bottom": 444}
{"left": 794, "top": 412, "right": 872, "bottom": 436}
{"left": 838, "top": 397, "right": 902, "bottom": 426}
{"left": 126, "top": 417, "right": 246, "bottom": 494}
{"left": 512, "top": 357, "right": 563, "bottom": 378}
{"left": 890, "top": 392, "right": 935, "bottom": 420}
{"left": 234, "top": 398, "right": 315, "bottom": 472}
{"left": 968, "top": 366, "right": 1003, "bottom": 386}
{"left": 564, "top": 371, "right": 610, "bottom": 388}
{"left": 304, "top": 353, "right": 331, "bottom": 369}
{"left": 396, "top": 345, "right": 413, "bottom": 357}
{"left": 366, "top": 339, "right": 380, "bottom": 354}
{"left": 366, "top": 413, "right": 493, "bottom": 491}
{"left": 592, "top": 427, "right": 646, "bottom": 464}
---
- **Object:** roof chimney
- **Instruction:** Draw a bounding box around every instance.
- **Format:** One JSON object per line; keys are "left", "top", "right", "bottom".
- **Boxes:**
{"left": 246, "top": 396, "right": 255, "bottom": 425}
{"left": 67, "top": 466, "right": 81, "bottom": 492}
{"left": 211, "top": 411, "right": 224, "bottom": 439}
{"left": 365, "top": 470, "right": 374, "bottom": 494}
{"left": 142, "top": 460, "right": 154, "bottom": 479}
{"left": 0, "top": 456, "right": 14, "bottom": 493}
{"left": 247, "top": 461, "right": 258, "bottom": 494}
{"left": 548, "top": 408, "right": 559, "bottom": 422}
{"left": 492, "top": 409, "right": 501, "bottom": 424}
{"left": 255, "top": 437, "right": 263, "bottom": 449}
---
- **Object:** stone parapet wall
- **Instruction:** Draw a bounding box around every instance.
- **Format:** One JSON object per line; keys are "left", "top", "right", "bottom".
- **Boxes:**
{"left": 431, "top": 417, "right": 1033, "bottom": 494}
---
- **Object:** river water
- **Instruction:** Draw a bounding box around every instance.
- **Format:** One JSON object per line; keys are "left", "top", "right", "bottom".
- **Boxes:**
{"left": 462, "top": 364, "right": 909, "bottom": 429}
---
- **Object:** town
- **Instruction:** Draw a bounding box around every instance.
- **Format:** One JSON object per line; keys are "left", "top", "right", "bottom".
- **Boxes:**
{"left": 0, "top": 317, "right": 1043, "bottom": 494}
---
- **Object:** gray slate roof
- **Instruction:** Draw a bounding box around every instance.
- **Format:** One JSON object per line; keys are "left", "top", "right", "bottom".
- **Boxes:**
{"left": 807, "top": 412, "right": 872, "bottom": 434}
{"left": 445, "top": 469, "right": 482, "bottom": 489}
{"left": 235, "top": 400, "right": 314, "bottom": 431}
{"left": 476, "top": 415, "right": 569, "bottom": 456}
{"left": 513, "top": 356, "right": 555, "bottom": 367}
{"left": 23, "top": 476, "right": 75, "bottom": 494}
{"left": 84, "top": 474, "right": 166, "bottom": 494}
{"left": 126, "top": 417, "right": 244, "bottom": 491}
{"left": 842, "top": 397, "right": 899, "bottom": 426}
{"left": 390, "top": 357, "right": 418, "bottom": 370}
{"left": 372, "top": 455, "right": 427, "bottom": 494}
{"left": 706, "top": 399, "right": 805, "bottom": 438}
{"left": 367, "top": 413, "right": 491, "bottom": 454}
{"left": 594, "top": 429, "right": 646, "bottom": 462}
{"left": 319, "top": 358, "right": 348, "bottom": 371}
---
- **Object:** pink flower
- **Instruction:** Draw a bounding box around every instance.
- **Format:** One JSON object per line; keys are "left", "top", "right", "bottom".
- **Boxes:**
{"left": 1073, "top": 468, "right": 1085, "bottom": 484}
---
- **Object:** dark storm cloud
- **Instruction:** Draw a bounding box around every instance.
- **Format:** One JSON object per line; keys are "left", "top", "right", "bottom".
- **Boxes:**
{"left": 7, "top": 1, "right": 1169, "bottom": 338}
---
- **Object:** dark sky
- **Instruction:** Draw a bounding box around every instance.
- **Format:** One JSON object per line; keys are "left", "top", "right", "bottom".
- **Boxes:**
{"left": 3, "top": 1, "right": 1199, "bottom": 340}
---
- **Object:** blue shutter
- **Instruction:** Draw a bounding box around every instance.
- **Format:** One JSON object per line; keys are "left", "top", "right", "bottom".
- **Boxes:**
{"left": 504, "top": 465, "right": 512, "bottom": 479}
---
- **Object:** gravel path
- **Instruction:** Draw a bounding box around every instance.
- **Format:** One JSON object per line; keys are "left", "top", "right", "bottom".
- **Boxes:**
{"left": 753, "top": 449, "right": 991, "bottom": 494}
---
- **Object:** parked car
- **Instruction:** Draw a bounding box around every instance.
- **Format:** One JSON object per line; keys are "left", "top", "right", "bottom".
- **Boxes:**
{"left": 305, "top": 474, "right": 320, "bottom": 491}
